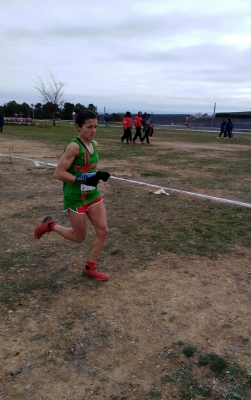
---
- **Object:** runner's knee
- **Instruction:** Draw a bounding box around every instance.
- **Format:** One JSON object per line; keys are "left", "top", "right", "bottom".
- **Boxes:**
{"left": 73, "top": 232, "right": 86, "bottom": 243}
{"left": 97, "top": 225, "right": 109, "bottom": 239}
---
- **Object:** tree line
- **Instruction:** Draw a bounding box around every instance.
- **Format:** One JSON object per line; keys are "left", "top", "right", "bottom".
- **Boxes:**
{"left": 0, "top": 100, "right": 98, "bottom": 120}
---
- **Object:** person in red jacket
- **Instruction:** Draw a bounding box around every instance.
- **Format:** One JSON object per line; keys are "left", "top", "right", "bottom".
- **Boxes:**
{"left": 120, "top": 111, "right": 132, "bottom": 144}
{"left": 132, "top": 111, "right": 143, "bottom": 143}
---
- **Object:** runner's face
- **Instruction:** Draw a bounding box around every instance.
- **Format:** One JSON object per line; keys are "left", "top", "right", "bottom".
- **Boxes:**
{"left": 77, "top": 119, "right": 97, "bottom": 140}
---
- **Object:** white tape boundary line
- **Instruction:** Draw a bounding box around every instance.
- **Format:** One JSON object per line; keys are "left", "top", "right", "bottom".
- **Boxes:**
{"left": 1, "top": 153, "right": 251, "bottom": 209}
{"left": 0, "top": 154, "right": 57, "bottom": 167}
{"left": 111, "top": 176, "right": 251, "bottom": 208}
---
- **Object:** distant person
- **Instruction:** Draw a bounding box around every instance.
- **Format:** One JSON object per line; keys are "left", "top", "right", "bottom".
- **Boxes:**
{"left": 225, "top": 119, "right": 233, "bottom": 139}
{"left": 72, "top": 108, "right": 80, "bottom": 124}
{"left": 104, "top": 113, "right": 110, "bottom": 128}
{"left": 121, "top": 111, "right": 132, "bottom": 144}
{"left": 141, "top": 113, "right": 151, "bottom": 144}
{"left": 142, "top": 112, "right": 147, "bottom": 126}
{"left": 230, "top": 122, "right": 234, "bottom": 138}
{"left": 132, "top": 111, "right": 143, "bottom": 143}
{"left": 149, "top": 122, "right": 154, "bottom": 137}
{"left": 185, "top": 115, "right": 189, "bottom": 128}
{"left": 217, "top": 119, "right": 227, "bottom": 138}
{"left": 141, "top": 113, "right": 147, "bottom": 143}
{"left": 0, "top": 114, "right": 4, "bottom": 132}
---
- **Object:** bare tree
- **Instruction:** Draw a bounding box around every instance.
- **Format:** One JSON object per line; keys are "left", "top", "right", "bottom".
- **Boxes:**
{"left": 34, "top": 71, "right": 67, "bottom": 126}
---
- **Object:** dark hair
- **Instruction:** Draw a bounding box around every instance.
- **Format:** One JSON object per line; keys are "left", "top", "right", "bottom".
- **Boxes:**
{"left": 125, "top": 111, "right": 131, "bottom": 117}
{"left": 138, "top": 111, "right": 142, "bottom": 116}
{"left": 75, "top": 109, "right": 97, "bottom": 127}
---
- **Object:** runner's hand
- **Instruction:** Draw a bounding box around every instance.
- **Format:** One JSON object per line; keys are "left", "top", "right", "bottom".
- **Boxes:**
{"left": 96, "top": 171, "right": 110, "bottom": 182}
{"left": 75, "top": 174, "right": 100, "bottom": 186}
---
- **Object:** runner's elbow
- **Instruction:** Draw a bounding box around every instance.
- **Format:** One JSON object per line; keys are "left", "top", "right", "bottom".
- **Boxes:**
{"left": 53, "top": 169, "right": 61, "bottom": 180}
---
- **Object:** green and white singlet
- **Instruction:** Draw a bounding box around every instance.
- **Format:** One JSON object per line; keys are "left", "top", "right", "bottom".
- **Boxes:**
{"left": 63, "top": 137, "right": 101, "bottom": 212}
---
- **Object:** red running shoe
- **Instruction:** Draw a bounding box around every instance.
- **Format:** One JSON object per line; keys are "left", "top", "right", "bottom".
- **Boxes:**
{"left": 82, "top": 265, "right": 108, "bottom": 281}
{"left": 34, "top": 216, "right": 55, "bottom": 239}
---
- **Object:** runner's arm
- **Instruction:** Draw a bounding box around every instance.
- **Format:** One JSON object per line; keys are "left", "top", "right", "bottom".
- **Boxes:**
{"left": 53, "top": 142, "right": 79, "bottom": 183}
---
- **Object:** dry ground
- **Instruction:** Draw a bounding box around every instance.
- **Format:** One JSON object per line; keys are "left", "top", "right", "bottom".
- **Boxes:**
{"left": 1, "top": 137, "right": 251, "bottom": 400}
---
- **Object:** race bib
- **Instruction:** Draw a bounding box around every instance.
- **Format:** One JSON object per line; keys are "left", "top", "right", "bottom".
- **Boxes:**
{"left": 81, "top": 184, "right": 96, "bottom": 191}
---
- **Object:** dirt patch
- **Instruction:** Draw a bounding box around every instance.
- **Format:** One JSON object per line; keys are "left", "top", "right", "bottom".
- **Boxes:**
{"left": 1, "top": 137, "right": 251, "bottom": 399}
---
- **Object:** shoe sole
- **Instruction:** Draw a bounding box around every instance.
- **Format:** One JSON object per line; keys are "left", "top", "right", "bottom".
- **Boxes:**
{"left": 82, "top": 271, "right": 108, "bottom": 281}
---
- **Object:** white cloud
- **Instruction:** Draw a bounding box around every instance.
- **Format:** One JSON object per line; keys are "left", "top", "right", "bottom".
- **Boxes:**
{"left": 1, "top": 0, "right": 251, "bottom": 113}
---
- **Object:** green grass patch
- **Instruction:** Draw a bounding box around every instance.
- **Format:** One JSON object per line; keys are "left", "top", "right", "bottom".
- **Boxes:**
{"left": 161, "top": 344, "right": 251, "bottom": 399}
{"left": 146, "top": 386, "right": 162, "bottom": 398}
{"left": 106, "top": 190, "right": 251, "bottom": 260}
{"left": 183, "top": 345, "right": 197, "bottom": 358}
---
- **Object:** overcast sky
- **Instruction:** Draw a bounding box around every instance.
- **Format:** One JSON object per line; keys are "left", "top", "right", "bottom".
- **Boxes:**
{"left": 1, "top": 0, "right": 251, "bottom": 114}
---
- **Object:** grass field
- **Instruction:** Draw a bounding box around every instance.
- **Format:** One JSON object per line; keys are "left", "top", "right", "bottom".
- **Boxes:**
{"left": 1, "top": 123, "right": 251, "bottom": 399}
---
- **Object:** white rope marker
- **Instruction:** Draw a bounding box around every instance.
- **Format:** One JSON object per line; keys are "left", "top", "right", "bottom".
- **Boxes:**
{"left": 1, "top": 153, "right": 251, "bottom": 209}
